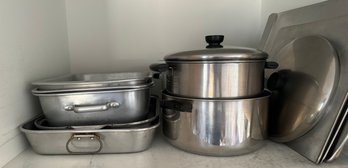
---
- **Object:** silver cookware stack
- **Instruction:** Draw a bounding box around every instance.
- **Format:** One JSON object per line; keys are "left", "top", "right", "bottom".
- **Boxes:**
{"left": 151, "top": 35, "right": 278, "bottom": 156}
{"left": 21, "top": 72, "right": 159, "bottom": 154}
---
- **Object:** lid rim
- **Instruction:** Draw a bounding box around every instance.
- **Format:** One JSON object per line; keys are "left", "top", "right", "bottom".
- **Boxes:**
{"left": 165, "top": 60, "right": 266, "bottom": 64}
{"left": 164, "top": 48, "right": 268, "bottom": 61}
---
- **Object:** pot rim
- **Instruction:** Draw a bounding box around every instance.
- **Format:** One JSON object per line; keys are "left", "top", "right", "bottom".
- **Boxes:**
{"left": 20, "top": 117, "right": 160, "bottom": 134}
{"left": 164, "top": 48, "right": 268, "bottom": 62}
{"left": 162, "top": 90, "right": 271, "bottom": 101}
{"left": 165, "top": 60, "right": 266, "bottom": 64}
{"left": 32, "top": 83, "right": 153, "bottom": 96}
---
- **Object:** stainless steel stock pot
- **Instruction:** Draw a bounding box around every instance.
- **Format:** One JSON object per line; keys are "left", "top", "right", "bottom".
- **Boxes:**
{"left": 161, "top": 90, "right": 271, "bottom": 156}
{"left": 151, "top": 35, "right": 278, "bottom": 98}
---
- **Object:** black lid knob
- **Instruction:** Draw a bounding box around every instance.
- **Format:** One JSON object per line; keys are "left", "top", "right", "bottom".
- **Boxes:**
{"left": 205, "top": 35, "right": 224, "bottom": 48}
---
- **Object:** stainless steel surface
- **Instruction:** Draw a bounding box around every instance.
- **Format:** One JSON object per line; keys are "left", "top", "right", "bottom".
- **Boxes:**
{"left": 260, "top": 0, "right": 348, "bottom": 163}
{"left": 164, "top": 48, "right": 267, "bottom": 62}
{"left": 326, "top": 128, "right": 348, "bottom": 162}
{"left": 325, "top": 147, "right": 344, "bottom": 163}
{"left": 66, "top": 134, "right": 103, "bottom": 154}
{"left": 165, "top": 61, "right": 265, "bottom": 98}
{"left": 162, "top": 91, "right": 270, "bottom": 156}
{"left": 151, "top": 36, "right": 275, "bottom": 98}
{"left": 33, "top": 72, "right": 152, "bottom": 91}
{"left": 259, "top": 0, "right": 348, "bottom": 52}
{"left": 64, "top": 101, "right": 120, "bottom": 113}
{"left": 34, "top": 97, "right": 159, "bottom": 130}
{"left": 33, "top": 86, "right": 151, "bottom": 126}
{"left": 20, "top": 116, "right": 159, "bottom": 154}
{"left": 267, "top": 36, "right": 338, "bottom": 142}
{"left": 31, "top": 83, "right": 152, "bottom": 94}
{"left": 323, "top": 92, "right": 348, "bottom": 162}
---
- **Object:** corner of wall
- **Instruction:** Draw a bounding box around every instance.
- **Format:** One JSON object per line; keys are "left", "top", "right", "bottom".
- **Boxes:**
{"left": 0, "top": 0, "right": 71, "bottom": 166}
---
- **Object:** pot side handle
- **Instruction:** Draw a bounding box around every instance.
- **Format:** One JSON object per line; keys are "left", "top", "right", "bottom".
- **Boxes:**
{"left": 150, "top": 63, "right": 169, "bottom": 79}
{"left": 161, "top": 100, "right": 193, "bottom": 112}
{"left": 150, "top": 63, "right": 168, "bottom": 72}
{"left": 265, "top": 61, "right": 279, "bottom": 69}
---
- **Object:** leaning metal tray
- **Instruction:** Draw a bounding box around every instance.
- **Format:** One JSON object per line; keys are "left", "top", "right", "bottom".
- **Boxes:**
{"left": 259, "top": 0, "right": 348, "bottom": 164}
{"left": 32, "top": 72, "right": 152, "bottom": 91}
{"left": 21, "top": 116, "right": 159, "bottom": 154}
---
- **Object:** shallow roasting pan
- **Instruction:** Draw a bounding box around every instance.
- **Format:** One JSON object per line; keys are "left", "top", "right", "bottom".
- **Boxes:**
{"left": 21, "top": 117, "right": 159, "bottom": 154}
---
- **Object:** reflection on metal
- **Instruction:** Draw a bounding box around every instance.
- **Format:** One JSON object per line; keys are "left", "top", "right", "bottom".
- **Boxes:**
{"left": 267, "top": 36, "right": 338, "bottom": 142}
{"left": 260, "top": 0, "right": 348, "bottom": 163}
{"left": 162, "top": 91, "right": 270, "bottom": 156}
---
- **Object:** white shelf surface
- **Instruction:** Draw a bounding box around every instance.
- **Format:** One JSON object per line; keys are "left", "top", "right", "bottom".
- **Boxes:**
{"left": 4, "top": 134, "right": 348, "bottom": 168}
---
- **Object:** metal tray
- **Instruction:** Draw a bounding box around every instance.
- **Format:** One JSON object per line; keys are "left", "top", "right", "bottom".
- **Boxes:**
{"left": 32, "top": 72, "right": 152, "bottom": 91}
{"left": 323, "top": 92, "right": 348, "bottom": 162}
{"left": 260, "top": 0, "right": 348, "bottom": 164}
{"left": 21, "top": 116, "right": 159, "bottom": 154}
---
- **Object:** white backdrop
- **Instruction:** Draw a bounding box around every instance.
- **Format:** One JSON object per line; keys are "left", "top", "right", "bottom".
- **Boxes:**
{"left": 66, "top": 0, "right": 325, "bottom": 73}
{"left": 65, "top": 0, "right": 262, "bottom": 73}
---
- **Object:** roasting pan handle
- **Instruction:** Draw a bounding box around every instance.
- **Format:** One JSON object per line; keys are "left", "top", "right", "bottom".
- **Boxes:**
{"left": 66, "top": 134, "right": 103, "bottom": 154}
{"left": 64, "top": 102, "right": 120, "bottom": 113}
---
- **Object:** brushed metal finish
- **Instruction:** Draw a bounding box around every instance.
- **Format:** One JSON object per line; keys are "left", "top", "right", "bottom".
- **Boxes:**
{"left": 162, "top": 91, "right": 270, "bottom": 156}
{"left": 259, "top": 1, "right": 348, "bottom": 163}
{"left": 20, "top": 116, "right": 159, "bottom": 154}
{"left": 267, "top": 36, "right": 338, "bottom": 142}
{"left": 32, "top": 83, "right": 153, "bottom": 94}
{"left": 33, "top": 87, "right": 151, "bottom": 126}
{"left": 64, "top": 101, "right": 120, "bottom": 113}
{"left": 65, "top": 133, "right": 103, "bottom": 154}
{"left": 164, "top": 48, "right": 267, "bottom": 61}
{"left": 166, "top": 61, "right": 265, "bottom": 98}
{"left": 33, "top": 72, "right": 152, "bottom": 91}
{"left": 326, "top": 124, "right": 348, "bottom": 162}
{"left": 323, "top": 92, "right": 348, "bottom": 162}
{"left": 34, "top": 97, "right": 159, "bottom": 130}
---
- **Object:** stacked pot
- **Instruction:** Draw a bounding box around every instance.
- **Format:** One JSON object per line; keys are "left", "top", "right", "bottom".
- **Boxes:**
{"left": 22, "top": 72, "right": 159, "bottom": 154}
{"left": 151, "top": 35, "right": 277, "bottom": 156}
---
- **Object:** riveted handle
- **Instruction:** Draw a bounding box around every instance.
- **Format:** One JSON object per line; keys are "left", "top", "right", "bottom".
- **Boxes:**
{"left": 66, "top": 134, "right": 103, "bottom": 154}
{"left": 65, "top": 102, "right": 120, "bottom": 113}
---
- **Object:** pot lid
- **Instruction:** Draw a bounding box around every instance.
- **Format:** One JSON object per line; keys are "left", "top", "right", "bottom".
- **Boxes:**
{"left": 267, "top": 36, "right": 339, "bottom": 142}
{"left": 164, "top": 35, "right": 268, "bottom": 62}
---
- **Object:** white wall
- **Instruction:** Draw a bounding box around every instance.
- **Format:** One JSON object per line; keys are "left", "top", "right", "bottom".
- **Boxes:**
{"left": 260, "top": 0, "right": 326, "bottom": 32}
{"left": 0, "top": 0, "right": 70, "bottom": 166}
{"left": 66, "top": 0, "right": 327, "bottom": 73}
{"left": 65, "top": 0, "right": 262, "bottom": 73}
